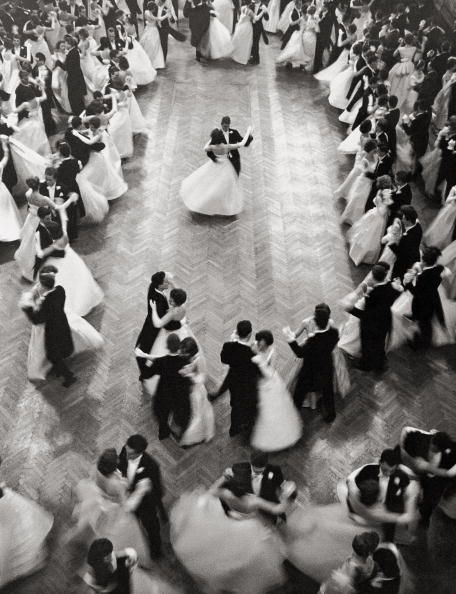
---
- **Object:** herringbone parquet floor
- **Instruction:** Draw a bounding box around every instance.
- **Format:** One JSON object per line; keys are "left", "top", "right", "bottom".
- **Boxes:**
{"left": 1, "top": 24, "right": 456, "bottom": 594}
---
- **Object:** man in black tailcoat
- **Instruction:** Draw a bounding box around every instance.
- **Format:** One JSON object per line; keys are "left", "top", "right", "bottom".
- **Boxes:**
{"left": 135, "top": 270, "right": 172, "bottom": 377}
{"left": 184, "top": 0, "right": 210, "bottom": 62}
{"left": 349, "top": 264, "right": 402, "bottom": 372}
{"left": 284, "top": 303, "right": 338, "bottom": 423}
{"left": 63, "top": 34, "right": 87, "bottom": 114}
{"left": 118, "top": 434, "right": 168, "bottom": 558}
{"left": 313, "top": 0, "right": 336, "bottom": 73}
{"left": 21, "top": 266, "right": 76, "bottom": 387}
{"left": 249, "top": 0, "right": 268, "bottom": 65}
{"left": 207, "top": 116, "right": 253, "bottom": 175}
{"left": 389, "top": 206, "right": 422, "bottom": 281}
{"left": 219, "top": 320, "right": 259, "bottom": 437}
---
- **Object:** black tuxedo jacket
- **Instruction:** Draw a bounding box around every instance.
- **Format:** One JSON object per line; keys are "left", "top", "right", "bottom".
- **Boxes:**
{"left": 288, "top": 328, "right": 339, "bottom": 393}
{"left": 136, "top": 287, "right": 169, "bottom": 355}
{"left": 402, "top": 111, "right": 431, "bottom": 158}
{"left": 118, "top": 448, "right": 165, "bottom": 517}
{"left": 353, "top": 463, "right": 410, "bottom": 513}
{"left": 220, "top": 341, "right": 258, "bottom": 391}
{"left": 390, "top": 223, "right": 422, "bottom": 280}
{"left": 406, "top": 264, "right": 444, "bottom": 323}
{"left": 39, "top": 181, "right": 67, "bottom": 200}
{"left": 351, "top": 282, "right": 401, "bottom": 338}
{"left": 207, "top": 128, "right": 253, "bottom": 175}
{"left": 24, "top": 286, "right": 74, "bottom": 363}
{"left": 231, "top": 462, "right": 284, "bottom": 503}
{"left": 65, "top": 46, "right": 87, "bottom": 95}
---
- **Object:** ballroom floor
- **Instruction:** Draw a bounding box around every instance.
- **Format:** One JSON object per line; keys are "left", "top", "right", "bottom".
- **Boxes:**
{"left": 1, "top": 23, "right": 456, "bottom": 594}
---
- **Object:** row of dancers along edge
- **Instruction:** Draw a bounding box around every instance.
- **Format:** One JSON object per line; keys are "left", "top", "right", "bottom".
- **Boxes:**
{"left": 294, "top": 1, "right": 456, "bottom": 363}
{"left": 4, "top": 424, "right": 456, "bottom": 592}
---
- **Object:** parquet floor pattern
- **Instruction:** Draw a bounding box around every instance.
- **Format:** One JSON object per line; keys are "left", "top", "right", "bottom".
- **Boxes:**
{"left": 1, "top": 25, "right": 456, "bottom": 594}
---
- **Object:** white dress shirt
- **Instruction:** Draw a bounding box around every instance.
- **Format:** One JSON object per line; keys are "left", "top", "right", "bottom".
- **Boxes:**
{"left": 127, "top": 455, "right": 141, "bottom": 486}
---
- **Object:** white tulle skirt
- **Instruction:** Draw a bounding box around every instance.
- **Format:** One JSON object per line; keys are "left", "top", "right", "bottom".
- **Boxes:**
{"left": 338, "top": 124, "right": 362, "bottom": 154}
{"left": 334, "top": 154, "right": 362, "bottom": 198}
{"left": 52, "top": 66, "right": 72, "bottom": 113}
{"left": 213, "top": 0, "right": 234, "bottom": 33}
{"left": 27, "top": 312, "right": 104, "bottom": 381}
{"left": 339, "top": 98, "right": 362, "bottom": 125}
{"left": 265, "top": 0, "right": 280, "bottom": 33}
{"left": 170, "top": 492, "right": 286, "bottom": 594}
{"left": 341, "top": 173, "right": 373, "bottom": 225}
{"left": 110, "top": 107, "right": 134, "bottom": 158}
{"left": 278, "top": 3, "right": 294, "bottom": 33}
{"left": 425, "top": 203, "right": 456, "bottom": 250}
{"left": 9, "top": 137, "right": 48, "bottom": 196}
{"left": 314, "top": 48, "right": 349, "bottom": 82}
{"left": 328, "top": 64, "right": 355, "bottom": 110}
{"left": 441, "top": 241, "right": 456, "bottom": 299}
{"left": 201, "top": 17, "right": 233, "bottom": 59}
{"left": 0, "top": 181, "right": 22, "bottom": 241}
{"left": 179, "top": 383, "right": 215, "bottom": 446}
{"left": 180, "top": 158, "right": 243, "bottom": 215}
{"left": 251, "top": 370, "right": 302, "bottom": 452}
{"left": 276, "top": 30, "right": 310, "bottom": 68}
{"left": 0, "top": 488, "right": 53, "bottom": 588}
{"left": 140, "top": 25, "right": 165, "bottom": 69}
{"left": 80, "top": 54, "right": 109, "bottom": 93}
{"left": 14, "top": 209, "right": 40, "bottom": 281}
{"left": 77, "top": 150, "right": 127, "bottom": 210}
{"left": 13, "top": 113, "right": 51, "bottom": 158}
{"left": 348, "top": 207, "right": 387, "bottom": 265}
{"left": 127, "top": 39, "right": 157, "bottom": 85}
{"left": 231, "top": 20, "right": 253, "bottom": 65}
{"left": 421, "top": 148, "right": 442, "bottom": 197}
{"left": 128, "top": 94, "right": 148, "bottom": 135}
{"left": 45, "top": 248, "right": 104, "bottom": 317}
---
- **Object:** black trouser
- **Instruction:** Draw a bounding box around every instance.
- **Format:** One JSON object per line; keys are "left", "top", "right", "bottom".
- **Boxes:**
{"left": 250, "top": 24, "right": 262, "bottom": 64}
{"left": 51, "top": 358, "right": 73, "bottom": 380}
{"left": 68, "top": 89, "right": 85, "bottom": 116}
{"left": 414, "top": 317, "right": 433, "bottom": 349}
{"left": 136, "top": 508, "right": 161, "bottom": 557}
{"left": 360, "top": 328, "right": 388, "bottom": 371}
{"left": 153, "top": 395, "right": 172, "bottom": 438}
{"left": 159, "top": 27, "right": 168, "bottom": 61}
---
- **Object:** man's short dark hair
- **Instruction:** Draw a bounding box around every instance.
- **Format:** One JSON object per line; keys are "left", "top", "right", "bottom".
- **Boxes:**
{"left": 237, "top": 320, "right": 252, "bottom": 339}
{"left": 126, "top": 434, "right": 148, "bottom": 453}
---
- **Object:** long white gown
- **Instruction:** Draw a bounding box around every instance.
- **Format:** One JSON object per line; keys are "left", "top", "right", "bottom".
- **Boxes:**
{"left": 0, "top": 487, "right": 53, "bottom": 588}
{"left": 213, "top": 0, "right": 234, "bottom": 33}
{"left": 79, "top": 38, "right": 110, "bottom": 93}
{"left": 328, "top": 52, "right": 357, "bottom": 110}
{"left": 180, "top": 153, "right": 243, "bottom": 215}
{"left": 8, "top": 135, "right": 48, "bottom": 196}
{"left": 170, "top": 491, "right": 286, "bottom": 594}
{"left": 140, "top": 13, "right": 165, "bottom": 69}
{"left": 126, "top": 39, "right": 157, "bottom": 85}
{"left": 441, "top": 241, "right": 456, "bottom": 299}
{"left": 200, "top": 16, "right": 234, "bottom": 60}
{"left": 251, "top": 349, "right": 302, "bottom": 452}
{"left": 13, "top": 108, "right": 51, "bottom": 158}
{"left": 51, "top": 51, "right": 72, "bottom": 113}
{"left": 108, "top": 91, "right": 134, "bottom": 158}
{"left": 341, "top": 156, "right": 376, "bottom": 225}
{"left": 348, "top": 192, "right": 391, "bottom": 266}
{"left": 44, "top": 246, "right": 104, "bottom": 317}
{"left": 231, "top": 8, "right": 253, "bottom": 65}
{"left": 179, "top": 354, "right": 215, "bottom": 447}
{"left": 27, "top": 308, "right": 104, "bottom": 381}
{"left": 265, "top": 0, "right": 280, "bottom": 33}
{"left": 424, "top": 193, "right": 456, "bottom": 250}
{"left": 0, "top": 177, "right": 22, "bottom": 242}
{"left": 14, "top": 202, "right": 40, "bottom": 281}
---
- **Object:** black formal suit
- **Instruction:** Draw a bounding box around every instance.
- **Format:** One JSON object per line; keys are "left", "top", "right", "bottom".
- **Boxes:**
{"left": 345, "top": 65, "right": 376, "bottom": 114}
{"left": 0, "top": 121, "right": 17, "bottom": 192}
{"left": 287, "top": 327, "right": 339, "bottom": 421}
{"left": 350, "top": 282, "right": 401, "bottom": 371}
{"left": 250, "top": 3, "right": 268, "bottom": 65}
{"left": 118, "top": 448, "right": 166, "bottom": 558}
{"left": 417, "top": 69, "right": 441, "bottom": 109}
{"left": 207, "top": 127, "right": 253, "bottom": 175}
{"left": 220, "top": 340, "right": 259, "bottom": 436}
{"left": 406, "top": 264, "right": 444, "bottom": 348}
{"left": 402, "top": 110, "right": 431, "bottom": 160}
{"left": 15, "top": 81, "right": 40, "bottom": 121}
{"left": 156, "top": 3, "right": 184, "bottom": 61}
{"left": 64, "top": 46, "right": 87, "bottom": 114}
{"left": 384, "top": 107, "right": 400, "bottom": 157}
{"left": 34, "top": 222, "right": 65, "bottom": 277}
{"left": 388, "top": 183, "right": 412, "bottom": 225}
{"left": 280, "top": 7, "right": 301, "bottom": 50}
{"left": 364, "top": 152, "right": 394, "bottom": 212}
{"left": 390, "top": 222, "right": 422, "bottom": 280}
{"left": 135, "top": 287, "right": 169, "bottom": 376}
{"left": 143, "top": 353, "right": 192, "bottom": 438}
{"left": 313, "top": 1, "right": 336, "bottom": 72}
{"left": 39, "top": 180, "right": 80, "bottom": 240}
{"left": 23, "top": 285, "right": 74, "bottom": 378}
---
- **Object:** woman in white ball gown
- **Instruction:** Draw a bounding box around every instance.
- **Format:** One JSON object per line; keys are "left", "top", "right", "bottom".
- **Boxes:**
{"left": 20, "top": 265, "right": 103, "bottom": 381}
{"left": 180, "top": 125, "right": 252, "bottom": 216}
{"left": 231, "top": 4, "right": 254, "bottom": 65}
{"left": 51, "top": 40, "right": 72, "bottom": 113}
{"left": 424, "top": 185, "right": 456, "bottom": 250}
{"left": 140, "top": 2, "right": 166, "bottom": 69}
{"left": 38, "top": 215, "right": 104, "bottom": 317}
{"left": 14, "top": 177, "right": 56, "bottom": 281}
{"left": 13, "top": 80, "right": 51, "bottom": 158}
{"left": 125, "top": 34, "right": 157, "bottom": 86}
{"left": 170, "top": 474, "right": 290, "bottom": 594}
{"left": 340, "top": 139, "right": 377, "bottom": 225}
{"left": 0, "top": 463, "right": 53, "bottom": 589}
{"left": 0, "top": 137, "right": 22, "bottom": 242}
{"left": 213, "top": 0, "right": 234, "bottom": 34}
{"left": 250, "top": 330, "right": 303, "bottom": 452}
{"left": 67, "top": 449, "right": 152, "bottom": 569}
{"left": 178, "top": 337, "right": 215, "bottom": 447}
{"left": 200, "top": 8, "right": 234, "bottom": 60}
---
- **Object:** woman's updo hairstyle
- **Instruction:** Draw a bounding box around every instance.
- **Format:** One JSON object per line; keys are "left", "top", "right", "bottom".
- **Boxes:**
{"left": 170, "top": 288, "right": 187, "bottom": 306}
{"left": 352, "top": 531, "right": 380, "bottom": 559}
{"left": 26, "top": 176, "right": 40, "bottom": 191}
{"left": 373, "top": 547, "right": 400, "bottom": 578}
{"left": 97, "top": 448, "right": 118, "bottom": 476}
{"left": 180, "top": 336, "right": 199, "bottom": 358}
{"left": 358, "top": 479, "right": 380, "bottom": 507}
{"left": 210, "top": 128, "right": 226, "bottom": 145}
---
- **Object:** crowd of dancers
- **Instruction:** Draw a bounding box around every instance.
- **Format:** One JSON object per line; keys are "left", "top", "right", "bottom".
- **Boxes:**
{"left": 1, "top": 0, "right": 456, "bottom": 592}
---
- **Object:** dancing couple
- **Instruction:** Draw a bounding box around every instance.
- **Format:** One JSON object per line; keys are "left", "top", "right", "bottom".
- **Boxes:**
{"left": 213, "top": 319, "right": 302, "bottom": 451}
{"left": 135, "top": 271, "right": 214, "bottom": 446}
{"left": 180, "top": 116, "right": 253, "bottom": 216}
